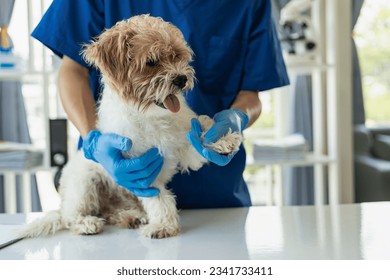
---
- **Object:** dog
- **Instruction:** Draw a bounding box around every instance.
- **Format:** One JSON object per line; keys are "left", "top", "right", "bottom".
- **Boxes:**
{"left": 20, "top": 15, "right": 242, "bottom": 239}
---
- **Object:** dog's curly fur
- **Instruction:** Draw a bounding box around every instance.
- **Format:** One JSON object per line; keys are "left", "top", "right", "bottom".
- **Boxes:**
{"left": 20, "top": 15, "right": 242, "bottom": 239}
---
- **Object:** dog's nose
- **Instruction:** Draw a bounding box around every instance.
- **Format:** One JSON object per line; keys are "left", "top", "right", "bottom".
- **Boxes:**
{"left": 173, "top": 75, "right": 188, "bottom": 89}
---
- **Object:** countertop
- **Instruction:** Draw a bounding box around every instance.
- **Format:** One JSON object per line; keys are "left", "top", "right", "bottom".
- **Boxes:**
{"left": 1, "top": 202, "right": 390, "bottom": 260}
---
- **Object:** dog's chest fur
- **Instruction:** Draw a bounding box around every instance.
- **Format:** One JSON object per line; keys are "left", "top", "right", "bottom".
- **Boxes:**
{"left": 97, "top": 86, "right": 196, "bottom": 164}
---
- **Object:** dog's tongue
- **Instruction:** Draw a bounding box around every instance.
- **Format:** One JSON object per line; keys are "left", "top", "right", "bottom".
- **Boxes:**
{"left": 163, "top": 95, "right": 180, "bottom": 113}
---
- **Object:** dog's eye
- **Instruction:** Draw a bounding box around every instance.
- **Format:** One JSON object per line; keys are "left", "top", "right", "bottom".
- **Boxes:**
{"left": 146, "top": 59, "right": 159, "bottom": 67}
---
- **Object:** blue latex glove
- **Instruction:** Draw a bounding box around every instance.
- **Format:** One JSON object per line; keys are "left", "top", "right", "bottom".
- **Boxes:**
{"left": 186, "top": 109, "right": 249, "bottom": 166}
{"left": 82, "top": 130, "right": 162, "bottom": 197}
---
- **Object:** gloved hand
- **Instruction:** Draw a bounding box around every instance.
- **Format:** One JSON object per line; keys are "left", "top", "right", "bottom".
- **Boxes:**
{"left": 82, "top": 130, "right": 162, "bottom": 197}
{"left": 187, "top": 109, "right": 249, "bottom": 166}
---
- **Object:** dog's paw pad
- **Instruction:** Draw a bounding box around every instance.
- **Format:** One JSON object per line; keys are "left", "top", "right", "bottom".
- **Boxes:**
{"left": 71, "top": 216, "right": 105, "bottom": 235}
{"left": 141, "top": 224, "right": 180, "bottom": 239}
{"left": 151, "top": 229, "right": 178, "bottom": 239}
{"left": 205, "top": 131, "right": 242, "bottom": 155}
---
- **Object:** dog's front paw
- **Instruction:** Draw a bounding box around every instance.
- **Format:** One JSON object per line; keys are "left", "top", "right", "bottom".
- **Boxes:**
{"left": 120, "top": 216, "right": 148, "bottom": 229}
{"left": 198, "top": 115, "right": 215, "bottom": 131}
{"left": 106, "top": 209, "right": 148, "bottom": 229}
{"left": 197, "top": 115, "right": 242, "bottom": 155}
{"left": 204, "top": 130, "right": 242, "bottom": 155}
{"left": 127, "top": 216, "right": 148, "bottom": 229}
{"left": 70, "top": 215, "right": 105, "bottom": 235}
{"left": 141, "top": 224, "right": 180, "bottom": 239}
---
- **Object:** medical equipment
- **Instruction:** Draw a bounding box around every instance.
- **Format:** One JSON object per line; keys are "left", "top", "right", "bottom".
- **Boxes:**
{"left": 279, "top": 0, "right": 317, "bottom": 56}
{"left": 0, "top": 24, "right": 19, "bottom": 69}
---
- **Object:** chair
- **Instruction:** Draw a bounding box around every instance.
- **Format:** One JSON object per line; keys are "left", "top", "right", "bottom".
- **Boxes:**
{"left": 354, "top": 124, "right": 390, "bottom": 202}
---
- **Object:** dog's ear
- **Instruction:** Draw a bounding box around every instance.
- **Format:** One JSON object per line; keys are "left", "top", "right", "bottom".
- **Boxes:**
{"left": 81, "top": 21, "right": 135, "bottom": 91}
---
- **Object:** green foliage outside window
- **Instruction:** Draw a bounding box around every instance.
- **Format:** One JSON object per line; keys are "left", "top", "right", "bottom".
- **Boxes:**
{"left": 355, "top": 0, "right": 390, "bottom": 125}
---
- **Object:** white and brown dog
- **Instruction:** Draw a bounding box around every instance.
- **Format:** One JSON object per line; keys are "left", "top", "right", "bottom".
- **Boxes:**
{"left": 21, "top": 15, "right": 242, "bottom": 239}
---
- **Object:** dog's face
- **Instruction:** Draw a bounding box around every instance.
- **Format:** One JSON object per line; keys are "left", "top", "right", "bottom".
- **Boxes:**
{"left": 82, "top": 15, "right": 195, "bottom": 113}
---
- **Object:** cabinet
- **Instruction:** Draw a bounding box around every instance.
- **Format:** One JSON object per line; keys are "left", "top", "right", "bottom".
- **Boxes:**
{"left": 246, "top": 0, "right": 353, "bottom": 206}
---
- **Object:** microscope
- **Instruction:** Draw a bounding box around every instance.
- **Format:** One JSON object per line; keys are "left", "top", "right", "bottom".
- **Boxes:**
{"left": 279, "top": 0, "right": 317, "bottom": 56}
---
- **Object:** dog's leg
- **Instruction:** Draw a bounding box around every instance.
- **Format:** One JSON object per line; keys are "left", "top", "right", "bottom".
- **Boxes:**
{"left": 68, "top": 215, "right": 105, "bottom": 235}
{"left": 197, "top": 114, "right": 215, "bottom": 131}
{"left": 103, "top": 191, "right": 148, "bottom": 229}
{"left": 105, "top": 208, "right": 148, "bottom": 229}
{"left": 139, "top": 186, "right": 180, "bottom": 239}
{"left": 198, "top": 115, "right": 242, "bottom": 155}
{"left": 60, "top": 154, "right": 110, "bottom": 235}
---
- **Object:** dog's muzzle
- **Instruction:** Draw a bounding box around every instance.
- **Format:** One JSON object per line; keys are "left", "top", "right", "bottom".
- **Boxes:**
{"left": 155, "top": 101, "right": 167, "bottom": 110}
{"left": 155, "top": 75, "right": 188, "bottom": 113}
{"left": 172, "top": 75, "right": 187, "bottom": 89}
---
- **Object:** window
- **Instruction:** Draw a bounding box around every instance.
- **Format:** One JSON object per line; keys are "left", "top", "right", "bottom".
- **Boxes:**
{"left": 355, "top": 0, "right": 390, "bottom": 126}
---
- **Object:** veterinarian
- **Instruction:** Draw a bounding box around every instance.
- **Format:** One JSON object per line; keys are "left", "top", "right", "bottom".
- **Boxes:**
{"left": 32, "top": 0, "right": 289, "bottom": 209}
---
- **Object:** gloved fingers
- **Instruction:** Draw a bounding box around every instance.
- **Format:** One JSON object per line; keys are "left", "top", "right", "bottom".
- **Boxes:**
{"left": 82, "top": 130, "right": 102, "bottom": 162}
{"left": 190, "top": 118, "right": 203, "bottom": 138}
{"left": 187, "top": 126, "right": 237, "bottom": 165}
{"left": 131, "top": 147, "right": 163, "bottom": 171}
{"left": 203, "top": 124, "right": 227, "bottom": 144}
{"left": 127, "top": 186, "right": 160, "bottom": 197}
{"left": 116, "top": 147, "right": 162, "bottom": 171}
{"left": 126, "top": 156, "right": 164, "bottom": 186}
{"left": 203, "top": 148, "right": 236, "bottom": 166}
{"left": 186, "top": 130, "right": 205, "bottom": 156}
{"left": 134, "top": 159, "right": 164, "bottom": 188}
{"left": 209, "top": 109, "right": 249, "bottom": 137}
{"left": 101, "top": 133, "right": 132, "bottom": 151}
{"left": 232, "top": 109, "right": 250, "bottom": 129}
{"left": 117, "top": 159, "right": 162, "bottom": 190}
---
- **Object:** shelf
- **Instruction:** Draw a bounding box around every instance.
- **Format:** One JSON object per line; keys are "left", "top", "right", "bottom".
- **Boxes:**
{"left": 286, "top": 62, "right": 333, "bottom": 74}
{"left": 0, "top": 165, "right": 55, "bottom": 174}
{"left": 0, "top": 69, "right": 56, "bottom": 81}
{"left": 246, "top": 153, "right": 335, "bottom": 167}
{"left": 284, "top": 53, "right": 333, "bottom": 74}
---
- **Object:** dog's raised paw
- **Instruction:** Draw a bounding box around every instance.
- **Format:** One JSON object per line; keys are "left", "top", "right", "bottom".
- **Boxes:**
{"left": 198, "top": 115, "right": 215, "bottom": 131}
{"left": 141, "top": 224, "right": 180, "bottom": 239}
{"left": 204, "top": 130, "right": 242, "bottom": 155}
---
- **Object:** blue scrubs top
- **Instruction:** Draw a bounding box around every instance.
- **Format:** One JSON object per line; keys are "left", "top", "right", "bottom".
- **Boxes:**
{"left": 32, "top": 0, "right": 289, "bottom": 209}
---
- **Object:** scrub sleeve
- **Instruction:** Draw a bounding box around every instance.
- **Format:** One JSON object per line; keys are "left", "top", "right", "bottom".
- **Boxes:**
{"left": 31, "top": 0, "right": 105, "bottom": 100}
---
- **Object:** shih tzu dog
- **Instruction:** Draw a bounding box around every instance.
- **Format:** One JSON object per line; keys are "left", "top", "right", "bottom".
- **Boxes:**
{"left": 20, "top": 15, "right": 242, "bottom": 239}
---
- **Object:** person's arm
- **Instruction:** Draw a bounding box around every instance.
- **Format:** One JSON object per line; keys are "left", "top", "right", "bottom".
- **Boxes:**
{"left": 230, "top": 90, "right": 262, "bottom": 128}
{"left": 58, "top": 55, "right": 97, "bottom": 138}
